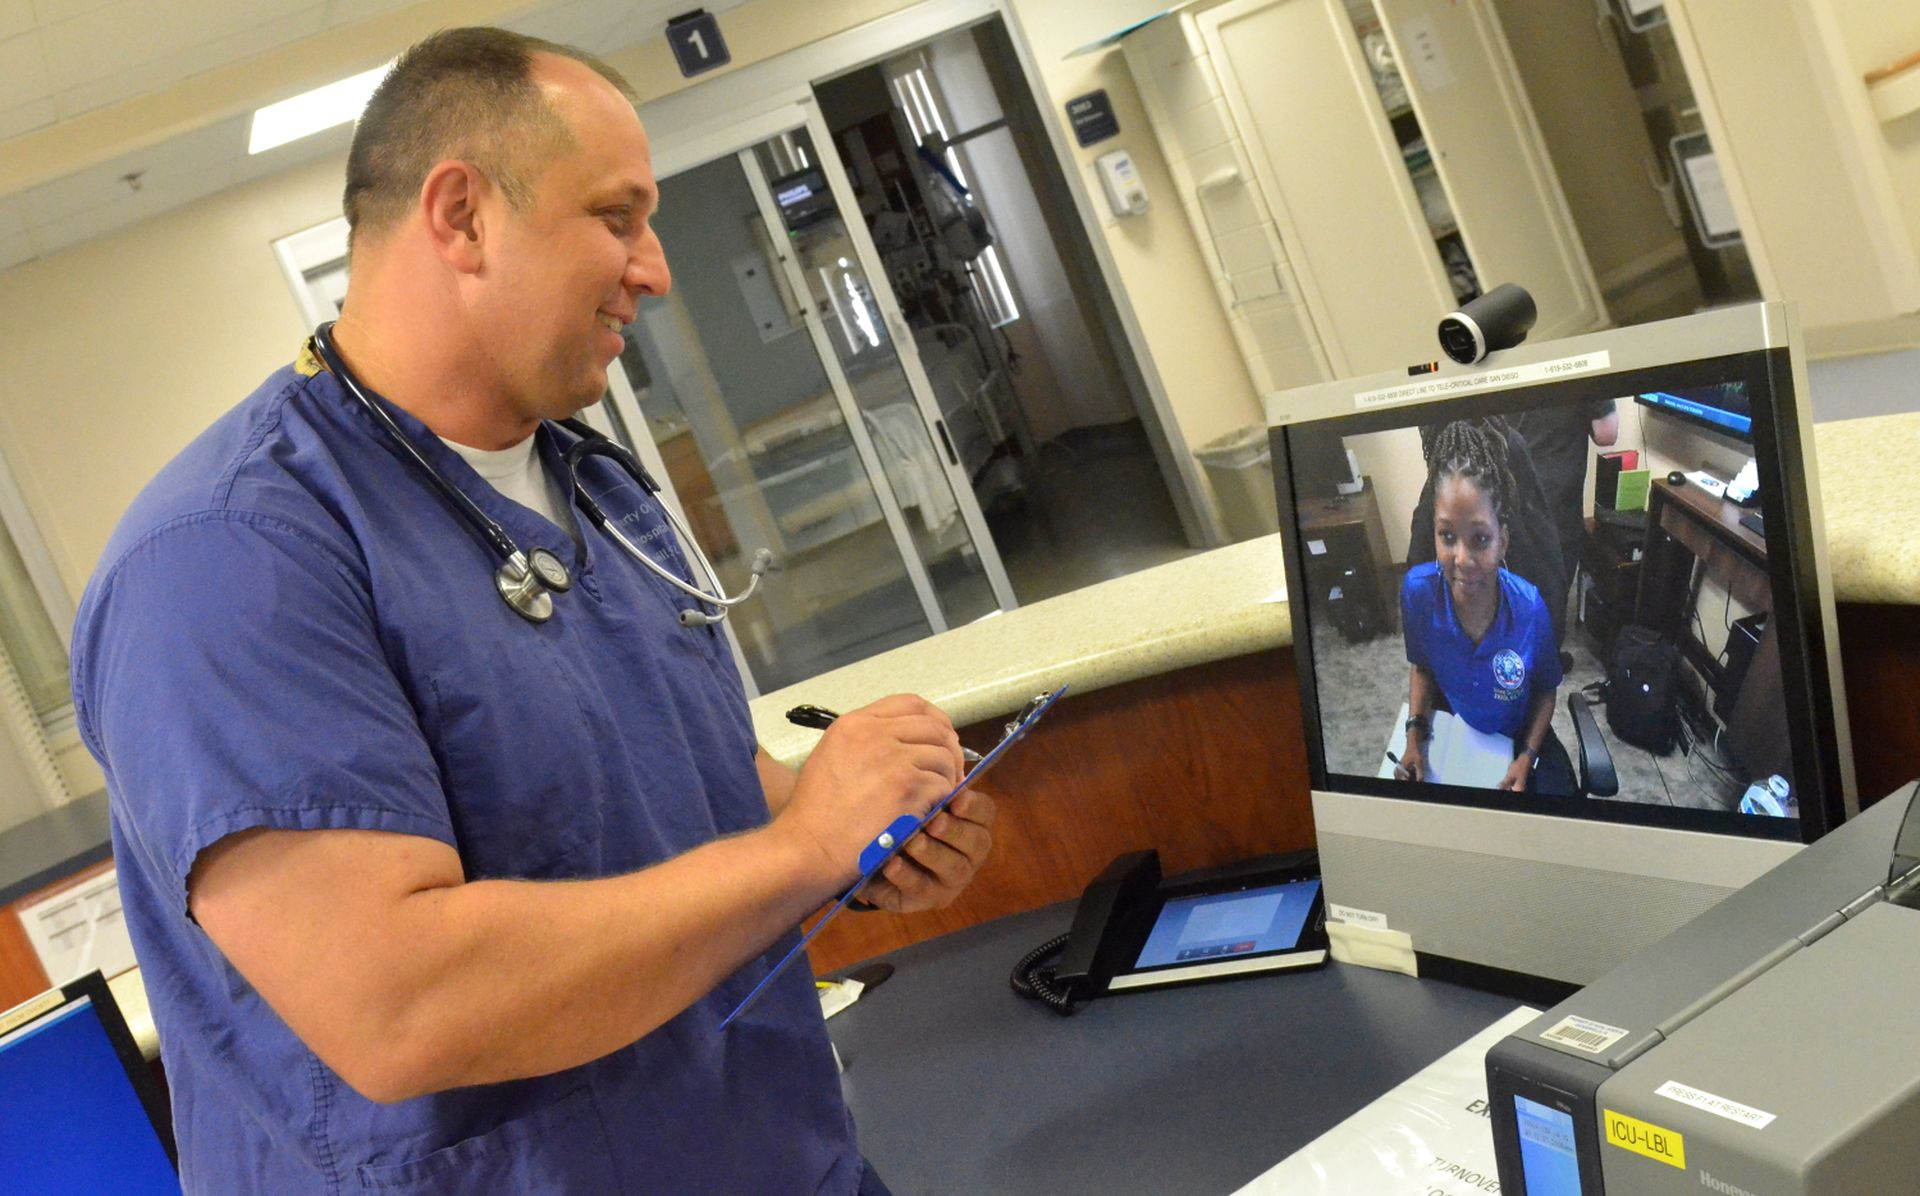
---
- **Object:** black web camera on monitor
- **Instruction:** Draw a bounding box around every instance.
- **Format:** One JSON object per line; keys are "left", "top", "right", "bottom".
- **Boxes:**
{"left": 1437, "top": 282, "right": 1537, "bottom": 365}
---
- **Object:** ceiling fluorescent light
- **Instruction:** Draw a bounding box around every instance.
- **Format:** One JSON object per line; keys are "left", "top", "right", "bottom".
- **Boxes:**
{"left": 249, "top": 62, "right": 392, "bottom": 154}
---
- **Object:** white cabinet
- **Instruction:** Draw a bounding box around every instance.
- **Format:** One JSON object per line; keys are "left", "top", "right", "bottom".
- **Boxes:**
{"left": 1662, "top": 0, "right": 1920, "bottom": 332}
{"left": 1123, "top": 0, "right": 1603, "bottom": 385}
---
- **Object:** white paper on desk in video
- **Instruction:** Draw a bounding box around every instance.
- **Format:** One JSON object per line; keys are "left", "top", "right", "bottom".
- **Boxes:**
{"left": 1234, "top": 1005, "right": 1538, "bottom": 1195}
{"left": 1379, "top": 702, "right": 1512, "bottom": 789}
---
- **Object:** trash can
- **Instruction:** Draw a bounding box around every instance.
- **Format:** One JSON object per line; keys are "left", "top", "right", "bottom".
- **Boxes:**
{"left": 1195, "top": 426, "right": 1280, "bottom": 543}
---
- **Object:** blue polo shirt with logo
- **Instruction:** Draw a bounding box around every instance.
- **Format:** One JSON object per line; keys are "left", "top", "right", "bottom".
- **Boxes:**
{"left": 1401, "top": 561, "right": 1561, "bottom": 739}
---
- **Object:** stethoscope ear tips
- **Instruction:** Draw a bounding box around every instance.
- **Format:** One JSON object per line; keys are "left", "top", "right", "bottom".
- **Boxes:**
{"left": 750, "top": 548, "right": 776, "bottom": 577}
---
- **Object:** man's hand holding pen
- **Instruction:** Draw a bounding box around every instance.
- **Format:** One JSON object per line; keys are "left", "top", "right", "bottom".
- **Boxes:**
{"left": 778, "top": 695, "right": 996, "bottom": 913}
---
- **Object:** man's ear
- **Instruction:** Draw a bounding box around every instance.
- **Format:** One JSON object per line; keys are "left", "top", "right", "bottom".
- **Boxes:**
{"left": 418, "top": 160, "right": 490, "bottom": 274}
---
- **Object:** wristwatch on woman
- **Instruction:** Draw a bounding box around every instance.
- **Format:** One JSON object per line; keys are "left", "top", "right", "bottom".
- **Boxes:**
{"left": 1405, "top": 714, "right": 1430, "bottom": 741}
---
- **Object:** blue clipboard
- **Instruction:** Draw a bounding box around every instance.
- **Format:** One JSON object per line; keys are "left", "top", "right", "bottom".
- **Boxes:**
{"left": 720, "top": 686, "right": 1067, "bottom": 1029}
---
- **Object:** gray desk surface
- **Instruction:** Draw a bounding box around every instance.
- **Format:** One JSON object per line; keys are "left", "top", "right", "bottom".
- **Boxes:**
{"left": 829, "top": 903, "right": 1522, "bottom": 1196}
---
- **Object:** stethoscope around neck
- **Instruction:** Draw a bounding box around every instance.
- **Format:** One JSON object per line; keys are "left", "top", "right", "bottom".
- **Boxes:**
{"left": 310, "top": 322, "right": 771, "bottom": 626}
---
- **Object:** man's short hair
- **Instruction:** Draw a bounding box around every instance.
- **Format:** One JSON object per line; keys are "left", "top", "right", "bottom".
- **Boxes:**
{"left": 342, "top": 27, "right": 636, "bottom": 252}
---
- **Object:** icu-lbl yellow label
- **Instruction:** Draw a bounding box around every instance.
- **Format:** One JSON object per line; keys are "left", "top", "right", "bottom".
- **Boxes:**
{"left": 1604, "top": 1109, "right": 1686, "bottom": 1169}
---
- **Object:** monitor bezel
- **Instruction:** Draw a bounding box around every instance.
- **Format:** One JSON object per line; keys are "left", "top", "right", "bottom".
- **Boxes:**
{"left": 1270, "top": 303, "right": 1848, "bottom": 845}
{"left": 0, "top": 970, "right": 179, "bottom": 1171}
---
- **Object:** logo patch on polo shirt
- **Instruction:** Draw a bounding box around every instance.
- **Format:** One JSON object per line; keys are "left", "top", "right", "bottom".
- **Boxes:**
{"left": 1492, "top": 649, "right": 1526, "bottom": 695}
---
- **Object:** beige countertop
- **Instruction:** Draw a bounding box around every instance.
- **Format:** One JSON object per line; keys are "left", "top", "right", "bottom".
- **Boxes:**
{"left": 1806, "top": 410, "right": 1920, "bottom": 605}
{"left": 751, "top": 536, "right": 1291, "bottom": 766}
{"left": 751, "top": 410, "right": 1920, "bottom": 765}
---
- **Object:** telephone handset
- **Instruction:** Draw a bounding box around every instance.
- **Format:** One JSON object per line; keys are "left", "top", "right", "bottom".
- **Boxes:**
{"left": 1011, "top": 849, "right": 1328, "bottom": 1016}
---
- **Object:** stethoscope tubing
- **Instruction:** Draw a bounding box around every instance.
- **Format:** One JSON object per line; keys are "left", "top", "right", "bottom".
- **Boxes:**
{"left": 308, "top": 322, "right": 765, "bottom": 625}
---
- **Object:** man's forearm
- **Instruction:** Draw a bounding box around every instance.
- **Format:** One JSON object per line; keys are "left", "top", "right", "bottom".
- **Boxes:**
{"left": 347, "top": 824, "right": 836, "bottom": 1100}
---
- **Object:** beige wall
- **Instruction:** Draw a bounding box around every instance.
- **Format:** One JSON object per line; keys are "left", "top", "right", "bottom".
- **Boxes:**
{"left": 0, "top": 153, "right": 344, "bottom": 600}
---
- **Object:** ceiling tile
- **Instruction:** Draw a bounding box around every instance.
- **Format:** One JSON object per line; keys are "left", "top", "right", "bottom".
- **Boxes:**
{"left": 322, "top": 0, "right": 418, "bottom": 30}
{"left": 0, "top": 229, "right": 34, "bottom": 273}
{"left": 28, "top": 159, "right": 237, "bottom": 257}
{"left": 19, "top": 116, "right": 244, "bottom": 226}
{"left": 0, "top": 96, "right": 54, "bottom": 140}
{"left": 0, "top": 32, "right": 48, "bottom": 111}
{"left": 54, "top": 5, "right": 327, "bottom": 118}
{"left": 26, "top": 0, "right": 118, "bottom": 24}
{"left": 0, "top": 0, "right": 33, "bottom": 41}
{"left": 41, "top": 0, "right": 321, "bottom": 92}
{"left": 508, "top": 0, "right": 628, "bottom": 52}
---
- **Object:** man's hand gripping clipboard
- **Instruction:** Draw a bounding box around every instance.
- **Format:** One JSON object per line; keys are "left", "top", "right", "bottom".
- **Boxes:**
{"left": 721, "top": 686, "right": 1067, "bottom": 1029}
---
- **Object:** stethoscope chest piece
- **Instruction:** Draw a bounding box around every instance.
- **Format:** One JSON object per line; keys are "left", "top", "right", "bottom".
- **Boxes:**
{"left": 496, "top": 548, "right": 572, "bottom": 624}
{"left": 310, "top": 321, "right": 768, "bottom": 628}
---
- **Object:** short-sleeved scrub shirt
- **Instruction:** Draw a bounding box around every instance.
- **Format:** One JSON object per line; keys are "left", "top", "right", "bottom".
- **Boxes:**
{"left": 72, "top": 344, "right": 863, "bottom": 1194}
{"left": 1400, "top": 560, "right": 1563, "bottom": 740}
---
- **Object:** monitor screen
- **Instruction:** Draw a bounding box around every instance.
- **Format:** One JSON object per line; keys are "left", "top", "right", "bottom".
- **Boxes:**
{"left": 0, "top": 974, "right": 177, "bottom": 1194}
{"left": 769, "top": 167, "right": 836, "bottom": 232}
{"left": 1269, "top": 305, "right": 1851, "bottom": 984}
{"left": 1132, "top": 878, "right": 1321, "bottom": 970}
{"left": 1276, "top": 314, "right": 1844, "bottom": 844}
{"left": 1513, "top": 1096, "right": 1583, "bottom": 1196}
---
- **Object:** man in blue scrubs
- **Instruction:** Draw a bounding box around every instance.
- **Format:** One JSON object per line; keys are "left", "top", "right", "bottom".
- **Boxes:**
{"left": 72, "top": 29, "right": 992, "bottom": 1194}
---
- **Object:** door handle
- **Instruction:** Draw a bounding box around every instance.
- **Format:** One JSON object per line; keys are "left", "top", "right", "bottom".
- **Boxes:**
{"left": 933, "top": 418, "right": 960, "bottom": 467}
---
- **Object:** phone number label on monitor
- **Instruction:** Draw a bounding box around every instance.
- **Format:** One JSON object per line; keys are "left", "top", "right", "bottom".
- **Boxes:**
{"left": 1354, "top": 351, "right": 1612, "bottom": 410}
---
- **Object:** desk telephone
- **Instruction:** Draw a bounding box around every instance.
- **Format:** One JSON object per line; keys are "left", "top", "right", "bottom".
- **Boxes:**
{"left": 1010, "top": 849, "right": 1329, "bottom": 1015}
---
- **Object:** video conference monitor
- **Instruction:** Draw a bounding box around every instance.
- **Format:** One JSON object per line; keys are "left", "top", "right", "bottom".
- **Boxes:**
{"left": 0, "top": 970, "right": 178, "bottom": 1194}
{"left": 1268, "top": 303, "right": 1852, "bottom": 986}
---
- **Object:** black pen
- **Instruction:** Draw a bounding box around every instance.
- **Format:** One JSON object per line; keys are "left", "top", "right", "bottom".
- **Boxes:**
{"left": 786, "top": 704, "right": 982, "bottom": 763}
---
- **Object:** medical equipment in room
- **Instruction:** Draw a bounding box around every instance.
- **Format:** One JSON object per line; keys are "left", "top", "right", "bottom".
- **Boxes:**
{"left": 310, "top": 323, "right": 770, "bottom": 626}
{"left": 1095, "top": 149, "right": 1150, "bottom": 218}
{"left": 1487, "top": 780, "right": 1920, "bottom": 1194}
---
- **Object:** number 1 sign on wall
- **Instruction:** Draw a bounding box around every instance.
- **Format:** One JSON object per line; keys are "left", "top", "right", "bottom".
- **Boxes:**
{"left": 666, "top": 10, "right": 732, "bottom": 79}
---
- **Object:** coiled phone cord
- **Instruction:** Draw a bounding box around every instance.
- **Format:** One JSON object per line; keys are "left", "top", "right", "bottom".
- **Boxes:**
{"left": 1009, "top": 932, "right": 1080, "bottom": 1016}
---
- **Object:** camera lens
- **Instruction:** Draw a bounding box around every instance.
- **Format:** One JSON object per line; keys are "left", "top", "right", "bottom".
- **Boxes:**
{"left": 1438, "top": 319, "right": 1482, "bottom": 365}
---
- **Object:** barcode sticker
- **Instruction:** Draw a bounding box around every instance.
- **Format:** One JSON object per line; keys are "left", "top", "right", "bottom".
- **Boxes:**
{"left": 1539, "top": 1014, "right": 1629, "bottom": 1054}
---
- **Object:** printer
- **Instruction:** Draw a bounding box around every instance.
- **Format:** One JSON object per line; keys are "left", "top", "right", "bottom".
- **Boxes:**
{"left": 1486, "top": 782, "right": 1920, "bottom": 1195}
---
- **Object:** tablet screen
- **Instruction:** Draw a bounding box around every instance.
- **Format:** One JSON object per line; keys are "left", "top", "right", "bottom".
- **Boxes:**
{"left": 1132, "top": 878, "right": 1322, "bottom": 971}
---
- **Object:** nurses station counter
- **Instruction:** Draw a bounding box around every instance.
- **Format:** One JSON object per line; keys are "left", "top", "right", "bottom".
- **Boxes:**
{"left": 2, "top": 408, "right": 1919, "bottom": 1183}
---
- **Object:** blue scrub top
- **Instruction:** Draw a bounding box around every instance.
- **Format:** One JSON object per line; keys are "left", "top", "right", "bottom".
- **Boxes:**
{"left": 72, "top": 345, "right": 863, "bottom": 1194}
{"left": 1400, "top": 561, "right": 1562, "bottom": 739}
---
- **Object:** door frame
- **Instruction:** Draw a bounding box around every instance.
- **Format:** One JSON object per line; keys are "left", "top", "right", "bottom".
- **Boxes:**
{"left": 786, "top": 101, "right": 1020, "bottom": 612}
{"left": 633, "top": 0, "right": 1222, "bottom": 547}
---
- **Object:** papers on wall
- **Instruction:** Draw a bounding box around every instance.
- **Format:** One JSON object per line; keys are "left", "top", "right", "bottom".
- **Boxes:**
{"left": 1379, "top": 701, "right": 1513, "bottom": 789}
{"left": 19, "top": 868, "right": 137, "bottom": 986}
{"left": 1234, "top": 1004, "right": 1540, "bottom": 1195}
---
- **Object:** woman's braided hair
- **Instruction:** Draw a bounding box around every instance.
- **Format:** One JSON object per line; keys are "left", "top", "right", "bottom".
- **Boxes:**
{"left": 1422, "top": 418, "right": 1516, "bottom": 531}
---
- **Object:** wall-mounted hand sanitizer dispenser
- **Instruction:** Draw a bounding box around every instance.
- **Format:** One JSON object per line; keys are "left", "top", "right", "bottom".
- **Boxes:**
{"left": 1096, "top": 150, "right": 1150, "bottom": 218}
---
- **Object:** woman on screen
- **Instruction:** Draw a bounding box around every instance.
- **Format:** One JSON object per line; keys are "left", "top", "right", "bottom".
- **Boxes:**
{"left": 1394, "top": 419, "right": 1571, "bottom": 795}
